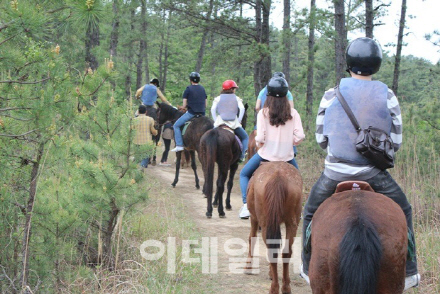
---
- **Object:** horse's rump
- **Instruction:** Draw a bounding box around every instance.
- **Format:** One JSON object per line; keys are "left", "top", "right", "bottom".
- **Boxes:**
{"left": 310, "top": 191, "right": 407, "bottom": 294}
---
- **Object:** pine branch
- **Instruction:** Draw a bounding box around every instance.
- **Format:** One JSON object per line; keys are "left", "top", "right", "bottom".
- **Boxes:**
{"left": 0, "top": 77, "right": 50, "bottom": 84}
{"left": 0, "top": 129, "right": 38, "bottom": 138}
{"left": 0, "top": 20, "right": 16, "bottom": 32}
{"left": 0, "top": 33, "right": 18, "bottom": 46}
{"left": 0, "top": 107, "right": 33, "bottom": 112}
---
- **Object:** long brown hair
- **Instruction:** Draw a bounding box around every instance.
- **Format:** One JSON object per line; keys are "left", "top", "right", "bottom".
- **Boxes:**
{"left": 263, "top": 96, "right": 292, "bottom": 126}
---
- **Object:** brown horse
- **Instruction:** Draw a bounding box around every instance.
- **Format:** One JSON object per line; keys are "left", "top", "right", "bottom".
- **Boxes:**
{"left": 156, "top": 102, "right": 213, "bottom": 189}
{"left": 245, "top": 162, "right": 303, "bottom": 294}
{"left": 247, "top": 129, "right": 257, "bottom": 161}
{"left": 309, "top": 181, "right": 407, "bottom": 294}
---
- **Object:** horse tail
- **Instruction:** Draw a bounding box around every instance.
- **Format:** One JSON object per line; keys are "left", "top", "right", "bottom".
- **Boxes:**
{"left": 264, "top": 173, "right": 286, "bottom": 249}
{"left": 339, "top": 213, "right": 382, "bottom": 294}
{"left": 202, "top": 129, "right": 219, "bottom": 197}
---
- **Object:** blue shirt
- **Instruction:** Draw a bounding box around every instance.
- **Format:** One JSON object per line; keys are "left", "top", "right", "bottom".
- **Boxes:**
{"left": 141, "top": 84, "right": 158, "bottom": 106}
{"left": 258, "top": 86, "right": 293, "bottom": 108}
{"left": 183, "top": 85, "right": 207, "bottom": 114}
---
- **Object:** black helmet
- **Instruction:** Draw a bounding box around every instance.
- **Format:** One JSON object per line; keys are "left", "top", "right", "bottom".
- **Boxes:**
{"left": 346, "top": 37, "right": 382, "bottom": 76}
{"left": 267, "top": 77, "right": 289, "bottom": 98}
{"left": 189, "top": 72, "right": 201, "bottom": 83}
{"left": 272, "top": 72, "right": 285, "bottom": 79}
{"left": 150, "top": 78, "right": 160, "bottom": 87}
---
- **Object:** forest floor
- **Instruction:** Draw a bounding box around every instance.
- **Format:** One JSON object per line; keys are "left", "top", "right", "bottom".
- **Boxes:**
{"left": 143, "top": 150, "right": 313, "bottom": 294}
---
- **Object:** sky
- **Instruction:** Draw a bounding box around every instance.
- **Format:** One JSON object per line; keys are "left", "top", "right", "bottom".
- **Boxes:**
{"left": 269, "top": 0, "right": 440, "bottom": 64}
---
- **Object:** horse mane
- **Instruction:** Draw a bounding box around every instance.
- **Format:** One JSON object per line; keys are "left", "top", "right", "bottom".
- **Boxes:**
{"left": 158, "top": 103, "right": 183, "bottom": 123}
{"left": 338, "top": 204, "right": 382, "bottom": 294}
{"left": 264, "top": 172, "right": 287, "bottom": 250}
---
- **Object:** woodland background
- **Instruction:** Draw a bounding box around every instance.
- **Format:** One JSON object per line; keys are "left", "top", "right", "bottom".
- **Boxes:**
{"left": 0, "top": 0, "right": 439, "bottom": 293}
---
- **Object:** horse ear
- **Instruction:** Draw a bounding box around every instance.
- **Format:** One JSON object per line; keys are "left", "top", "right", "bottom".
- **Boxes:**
{"left": 244, "top": 103, "right": 249, "bottom": 110}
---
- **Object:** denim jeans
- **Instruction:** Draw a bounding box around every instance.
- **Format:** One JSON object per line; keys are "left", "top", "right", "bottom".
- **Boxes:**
{"left": 301, "top": 171, "right": 418, "bottom": 276}
{"left": 239, "top": 153, "right": 298, "bottom": 203}
{"left": 141, "top": 157, "right": 150, "bottom": 168}
{"left": 234, "top": 127, "right": 249, "bottom": 159}
{"left": 173, "top": 112, "right": 195, "bottom": 147}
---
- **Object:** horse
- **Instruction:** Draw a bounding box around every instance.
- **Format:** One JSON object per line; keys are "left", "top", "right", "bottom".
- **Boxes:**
{"left": 156, "top": 102, "right": 213, "bottom": 188}
{"left": 247, "top": 129, "right": 257, "bottom": 161}
{"left": 309, "top": 181, "right": 408, "bottom": 294}
{"left": 244, "top": 162, "right": 303, "bottom": 294}
{"left": 199, "top": 104, "right": 248, "bottom": 218}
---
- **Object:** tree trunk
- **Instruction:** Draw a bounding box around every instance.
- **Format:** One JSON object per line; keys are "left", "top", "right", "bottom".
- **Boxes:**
{"left": 109, "top": 0, "right": 119, "bottom": 57}
{"left": 253, "top": 0, "right": 262, "bottom": 98}
{"left": 102, "top": 198, "right": 119, "bottom": 269}
{"left": 125, "top": 8, "right": 135, "bottom": 99}
{"left": 195, "top": 0, "right": 214, "bottom": 72}
{"left": 282, "top": 0, "right": 291, "bottom": 84}
{"left": 306, "top": 0, "right": 317, "bottom": 126}
{"left": 260, "top": 0, "right": 272, "bottom": 87}
{"left": 85, "top": 21, "right": 100, "bottom": 70}
{"left": 20, "top": 142, "right": 44, "bottom": 290}
{"left": 334, "top": 0, "right": 347, "bottom": 85}
{"left": 365, "top": 0, "right": 373, "bottom": 38}
{"left": 162, "top": 11, "right": 172, "bottom": 92}
{"left": 392, "top": 0, "right": 406, "bottom": 96}
{"left": 136, "top": 1, "right": 147, "bottom": 89}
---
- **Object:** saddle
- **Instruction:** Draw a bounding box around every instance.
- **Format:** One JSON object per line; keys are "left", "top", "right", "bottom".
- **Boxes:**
{"left": 335, "top": 181, "right": 374, "bottom": 193}
{"left": 181, "top": 115, "right": 204, "bottom": 136}
{"left": 217, "top": 124, "right": 243, "bottom": 152}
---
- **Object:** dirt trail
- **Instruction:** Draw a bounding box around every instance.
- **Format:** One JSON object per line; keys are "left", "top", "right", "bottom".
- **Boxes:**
{"left": 145, "top": 153, "right": 312, "bottom": 294}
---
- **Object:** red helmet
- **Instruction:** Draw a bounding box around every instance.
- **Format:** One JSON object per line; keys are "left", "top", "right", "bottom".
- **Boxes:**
{"left": 222, "top": 80, "right": 238, "bottom": 90}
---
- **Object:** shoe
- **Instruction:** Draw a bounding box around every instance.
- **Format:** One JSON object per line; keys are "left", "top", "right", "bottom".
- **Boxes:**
{"left": 299, "top": 263, "right": 310, "bottom": 284}
{"left": 171, "top": 146, "right": 185, "bottom": 152}
{"left": 159, "top": 162, "right": 171, "bottom": 166}
{"left": 239, "top": 204, "right": 250, "bottom": 219}
{"left": 404, "top": 273, "right": 420, "bottom": 291}
{"left": 238, "top": 156, "right": 246, "bottom": 163}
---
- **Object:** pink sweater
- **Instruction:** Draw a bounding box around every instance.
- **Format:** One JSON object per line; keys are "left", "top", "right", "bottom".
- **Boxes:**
{"left": 256, "top": 108, "right": 305, "bottom": 161}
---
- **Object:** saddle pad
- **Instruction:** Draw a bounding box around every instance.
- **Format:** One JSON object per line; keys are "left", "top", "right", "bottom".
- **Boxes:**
{"left": 235, "top": 135, "right": 243, "bottom": 152}
{"left": 182, "top": 121, "right": 191, "bottom": 136}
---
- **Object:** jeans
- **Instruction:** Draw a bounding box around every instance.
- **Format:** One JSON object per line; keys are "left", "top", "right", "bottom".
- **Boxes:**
{"left": 234, "top": 127, "right": 249, "bottom": 159}
{"left": 239, "top": 153, "right": 298, "bottom": 203}
{"left": 173, "top": 112, "right": 195, "bottom": 147}
{"left": 301, "top": 171, "right": 418, "bottom": 276}
{"left": 141, "top": 157, "right": 150, "bottom": 168}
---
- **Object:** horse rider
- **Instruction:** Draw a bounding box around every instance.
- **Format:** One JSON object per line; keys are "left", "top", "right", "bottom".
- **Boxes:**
{"left": 299, "top": 37, "right": 420, "bottom": 290}
{"left": 210, "top": 80, "right": 249, "bottom": 163}
{"left": 239, "top": 77, "right": 305, "bottom": 219}
{"left": 135, "top": 78, "right": 171, "bottom": 121}
{"left": 171, "top": 72, "right": 207, "bottom": 152}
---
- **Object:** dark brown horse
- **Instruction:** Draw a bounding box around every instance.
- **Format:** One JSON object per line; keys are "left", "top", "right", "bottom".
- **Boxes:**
{"left": 245, "top": 162, "right": 303, "bottom": 294}
{"left": 309, "top": 181, "right": 407, "bottom": 294}
{"left": 199, "top": 104, "right": 248, "bottom": 218}
{"left": 156, "top": 102, "right": 213, "bottom": 188}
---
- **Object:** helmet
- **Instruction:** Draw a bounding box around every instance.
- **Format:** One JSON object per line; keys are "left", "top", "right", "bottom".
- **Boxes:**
{"left": 150, "top": 78, "right": 160, "bottom": 87}
{"left": 222, "top": 80, "right": 239, "bottom": 90}
{"left": 272, "top": 72, "right": 285, "bottom": 79}
{"left": 267, "top": 77, "right": 289, "bottom": 98}
{"left": 189, "top": 72, "right": 201, "bottom": 83}
{"left": 346, "top": 37, "right": 382, "bottom": 75}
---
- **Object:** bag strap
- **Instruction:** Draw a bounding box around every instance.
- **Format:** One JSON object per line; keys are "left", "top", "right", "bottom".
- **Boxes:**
{"left": 334, "top": 86, "right": 362, "bottom": 131}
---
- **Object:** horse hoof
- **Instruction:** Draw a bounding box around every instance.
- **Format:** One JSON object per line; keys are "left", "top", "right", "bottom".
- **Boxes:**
{"left": 196, "top": 185, "right": 200, "bottom": 190}
{"left": 226, "top": 206, "right": 232, "bottom": 211}
{"left": 219, "top": 214, "right": 226, "bottom": 218}
{"left": 212, "top": 204, "right": 218, "bottom": 208}
{"left": 206, "top": 212, "right": 212, "bottom": 218}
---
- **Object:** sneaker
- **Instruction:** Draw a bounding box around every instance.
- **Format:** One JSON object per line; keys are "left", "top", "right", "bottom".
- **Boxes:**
{"left": 299, "top": 263, "right": 310, "bottom": 284}
{"left": 404, "top": 273, "right": 420, "bottom": 291}
{"left": 238, "top": 157, "right": 245, "bottom": 163}
{"left": 239, "top": 204, "right": 250, "bottom": 219}
{"left": 171, "top": 146, "right": 185, "bottom": 152}
{"left": 159, "top": 162, "right": 171, "bottom": 166}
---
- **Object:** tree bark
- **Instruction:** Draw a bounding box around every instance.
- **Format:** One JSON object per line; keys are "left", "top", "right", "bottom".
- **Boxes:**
{"left": 282, "top": 0, "right": 291, "bottom": 84}
{"left": 392, "top": 0, "right": 406, "bottom": 96}
{"left": 85, "top": 21, "right": 100, "bottom": 70}
{"left": 125, "top": 8, "right": 135, "bottom": 99}
{"left": 195, "top": 0, "right": 214, "bottom": 72}
{"left": 162, "top": 11, "right": 172, "bottom": 91}
{"left": 20, "top": 142, "right": 44, "bottom": 290}
{"left": 365, "top": 0, "right": 373, "bottom": 38}
{"left": 306, "top": 0, "right": 317, "bottom": 126}
{"left": 334, "top": 0, "right": 347, "bottom": 85}
{"left": 253, "top": 0, "right": 262, "bottom": 98}
{"left": 136, "top": 0, "right": 147, "bottom": 89}
{"left": 109, "top": 0, "right": 120, "bottom": 57}
{"left": 102, "top": 197, "right": 119, "bottom": 268}
{"left": 260, "top": 0, "right": 272, "bottom": 87}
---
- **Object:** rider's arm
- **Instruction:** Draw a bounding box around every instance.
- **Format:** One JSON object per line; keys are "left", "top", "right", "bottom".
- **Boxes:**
{"left": 289, "top": 100, "right": 294, "bottom": 108}
{"left": 135, "top": 85, "right": 144, "bottom": 99}
{"left": 255, "top": 99, "right": 262, "bottom": 112}
{"left": 149, "top": 118, "right": 158, "bottom": 136}
{"left": 157, "top": 88, "right": 171, "bottom": 105}
{"left": 255, "top": 111, "right": 265, "bottom": 148}
{"left": 182, "top": 98, "right": 188, "bottom": 109}
{"left": 237, "top": 97, "right": 245, "bottom": 122}
{"left": 210, "top": 96, "right": 219, "bottom": 121}
{"left": 316, "top": 89, "right": 336, "bottom": 150}
{"left": 388, "top": 89, "right": 403, "bottom": 152}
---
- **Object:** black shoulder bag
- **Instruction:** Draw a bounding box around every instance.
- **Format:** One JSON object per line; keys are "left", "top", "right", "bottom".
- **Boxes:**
{"left": 334, "top": 86, "right": 395, "bottom": 170}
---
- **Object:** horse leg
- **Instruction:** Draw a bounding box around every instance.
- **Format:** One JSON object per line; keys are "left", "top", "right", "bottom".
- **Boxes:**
{"left": 172, "top": 151, "right": 182, "bottom": 187}
{"left": 281, "top": 222, "right": 296, "bottom": 294}
{"left": 225, "top": 162, "right": 239, "bottom": 210}
{"left": 269, "top": 262, "right": 279, "bottom": 294}
{"left": 216, "top": 166, "right": 227, "bottom": 218}
{"left": 245, "top": 217, "right": 259, "bottom": 274}
{"left": 190, "top": 151, "right": 200, "bottom": 189}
